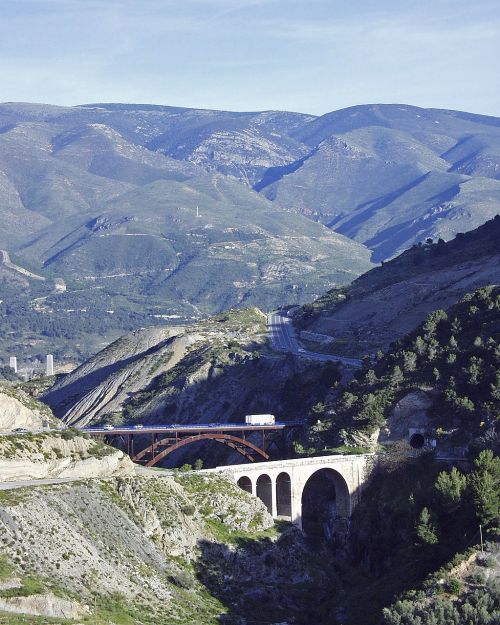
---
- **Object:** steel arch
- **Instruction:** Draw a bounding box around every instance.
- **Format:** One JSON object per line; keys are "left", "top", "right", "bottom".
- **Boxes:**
{"left": 133, "top": 433, "right": 270, "bottom": 467}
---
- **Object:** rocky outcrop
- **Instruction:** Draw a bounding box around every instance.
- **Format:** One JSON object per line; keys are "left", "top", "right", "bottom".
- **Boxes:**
{"left": 0, "top": 593, "right": 88, "bottom": 619}
{"left": 382, "top": 390, "right": 434, "bottom": 441}
{"left": 0, "top": 388, "right": 54, "bottom": 431}
{"left": 0, "top": 433, "right": 134, "bottom": 481}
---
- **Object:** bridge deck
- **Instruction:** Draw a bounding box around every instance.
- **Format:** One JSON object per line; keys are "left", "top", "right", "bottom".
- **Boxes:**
{"left": 82, "top": 422, "right": 302, "bottom": 435}
{"left": 82, "top": 422, "right": 303, "bottom": 467}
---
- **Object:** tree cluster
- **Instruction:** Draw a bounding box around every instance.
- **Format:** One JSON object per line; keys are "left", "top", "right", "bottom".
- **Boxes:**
{"left": 311, "top": 286, "right": 500, "bottom": 450}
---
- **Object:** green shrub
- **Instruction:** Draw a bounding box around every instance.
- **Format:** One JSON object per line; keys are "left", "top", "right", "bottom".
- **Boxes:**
{"left": 60, "top": 428, "right": 79, "bottom": 440}
{"left": 446, "top": 578, "right": 463, "bottom": 595}
{"left": 180, "top": 504, "right": 195, "bottom": 516}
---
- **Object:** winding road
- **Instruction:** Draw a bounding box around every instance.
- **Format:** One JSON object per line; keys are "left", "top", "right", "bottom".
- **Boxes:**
{"left": 267, "top": 312, "right": 362, "bottom": 368}
{"left": 0, "top": 249, "right": 45, "bottom": 281}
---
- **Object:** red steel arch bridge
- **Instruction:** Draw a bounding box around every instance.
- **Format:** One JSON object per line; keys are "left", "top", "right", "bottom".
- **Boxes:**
{"left": 83, "top": 422, "right": 302, "bottom": 467}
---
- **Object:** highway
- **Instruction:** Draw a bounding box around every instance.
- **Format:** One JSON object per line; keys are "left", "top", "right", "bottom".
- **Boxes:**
{"left": 82, "top": 422, "right": 301, "bottom": 435}
{"left": 267, "top": 311, "right": 362, "bottom": 368}
{"left": 0, "top": 476, "right": 86, "bottom": 491}
{"left": 1, "top": 423, "right": 302, "bottom": 439}
{"left": 0, "top": 469, "right": 176, "bottom": 490}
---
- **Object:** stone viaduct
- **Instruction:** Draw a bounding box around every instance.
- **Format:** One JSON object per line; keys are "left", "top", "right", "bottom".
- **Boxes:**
{"left": 205, "top": 453, "right": 374, "bottom": 531}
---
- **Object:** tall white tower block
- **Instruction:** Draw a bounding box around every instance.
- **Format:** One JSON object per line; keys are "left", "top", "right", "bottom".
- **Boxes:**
{"left": 9, "top": 357, "right": 17, "bottom": 373}
{"left": 46, "top": 354, "right": 54, "bottom": 376}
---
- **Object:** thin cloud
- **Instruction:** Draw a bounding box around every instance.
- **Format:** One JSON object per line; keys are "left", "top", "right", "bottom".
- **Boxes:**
{"left": 0, "top": 0, "right": 498, "bottom": 116}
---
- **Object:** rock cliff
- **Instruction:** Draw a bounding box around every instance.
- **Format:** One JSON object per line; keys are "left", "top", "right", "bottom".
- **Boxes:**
{"left": 0, "top": 386, "right": 56, "bottom": 432}
{"left": 0, "top": 431, "right": 134, "bottom": 481}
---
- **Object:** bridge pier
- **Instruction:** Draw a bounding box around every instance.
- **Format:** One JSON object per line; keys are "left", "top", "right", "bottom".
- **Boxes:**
{"left": 270, "top": 475, "right": 277, "bottom": 518}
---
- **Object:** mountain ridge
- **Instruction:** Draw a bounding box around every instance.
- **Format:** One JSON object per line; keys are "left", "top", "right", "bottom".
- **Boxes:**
{"left": 2, "top": 100, "right": 500, "bottom": 365}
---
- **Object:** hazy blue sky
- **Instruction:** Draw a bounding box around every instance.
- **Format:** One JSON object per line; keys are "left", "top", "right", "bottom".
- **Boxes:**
{"left": 1, "top": 0, "right": 499, "bottom": 115}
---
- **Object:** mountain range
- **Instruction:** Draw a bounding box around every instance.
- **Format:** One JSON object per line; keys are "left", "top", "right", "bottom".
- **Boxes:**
{"left": 1, "top": 101, "right": 500, "bottom": 363}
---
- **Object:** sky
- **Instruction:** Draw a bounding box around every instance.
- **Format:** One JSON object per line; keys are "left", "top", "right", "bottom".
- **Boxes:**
{"left": 0, "top": 0, "right": 499, "bottom": 116}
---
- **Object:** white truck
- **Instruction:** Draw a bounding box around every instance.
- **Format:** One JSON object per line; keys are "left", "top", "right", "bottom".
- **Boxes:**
{"left": 245, "top": 414, "right": 275, "bottom": 425}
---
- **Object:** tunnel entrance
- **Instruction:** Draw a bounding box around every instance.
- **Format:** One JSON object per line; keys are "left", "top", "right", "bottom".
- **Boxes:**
{"left": 409, "top": 433, "right": 425, "bottom": 449}
{"left": 256, "top": 474, "right": 272, "bottom": 513}
{"left": 276, "top": 472, "right": 292, "bottom": 518}
{"left": 301, "top": 468, "right": 350, "bottom": 540}
{"left": 237, "top": 476, "right": 252, "bottom": 494}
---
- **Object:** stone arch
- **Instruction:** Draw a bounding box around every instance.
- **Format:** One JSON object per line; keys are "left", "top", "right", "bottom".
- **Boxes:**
{"left": 256, "top": 474, "right": 273, "bottom": 513}
{"left": 276, "top": 471, "right": 292, "bottom": 518}
{"left": 237, "top": 476, "right": 253, "bottom": 495}
{"left": 300, "top": 468, "right": 350, "bottom": 538}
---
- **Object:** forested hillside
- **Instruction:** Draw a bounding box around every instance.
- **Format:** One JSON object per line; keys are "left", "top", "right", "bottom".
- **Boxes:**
{"left": 302, "top": 286, "right": 500, "bottom": 453}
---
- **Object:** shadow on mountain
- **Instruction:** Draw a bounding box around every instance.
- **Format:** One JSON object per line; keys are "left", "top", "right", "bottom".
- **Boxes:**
{"left": 253, "top": 147, "right": 318, "bottom": 193}
{"left": 194, "top": 524, "right": 341, "bottom": 625}
{"left": 44, "top": 336, "right": 175, "bottom": 417}
{"left": 122, "top": 351, "right": 341, "bottom": 467}
{"left": 333, "top": 173, "right": 430, "bottom": 237}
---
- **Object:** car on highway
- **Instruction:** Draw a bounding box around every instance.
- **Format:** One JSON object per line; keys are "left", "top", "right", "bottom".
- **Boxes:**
{"left": 133, "top": 424, "right": 144, "bottom": 429}
{"left": 13, "top": 428, "right": 28, "bottom": 433}
{"left": 103, "top": 424, "right": 114, "bottom": 430}
{"left": 297, "top": 348, "right": 305, "bottom": 353}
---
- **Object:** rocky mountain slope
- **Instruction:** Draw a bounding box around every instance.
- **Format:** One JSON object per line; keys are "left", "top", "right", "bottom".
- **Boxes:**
{"left": 264, "top": 104, "right": 500, "bottom": 260}
{"left": 3, "top": 101, "right": 500, "bottom": 261}
{"left": 296, "top": 216, "right": 500, "bottom": 356}
{"left": 0, "top": 472, "right": 341, "bottom": 625}
{"left": 43, "top": 309, "right": 340, "bottom": 467}
{"left": 0, "top": 104, "right": 372, "bottom": 365}
{"left": 2, "top": 101, "right": 500, "bottom": 365}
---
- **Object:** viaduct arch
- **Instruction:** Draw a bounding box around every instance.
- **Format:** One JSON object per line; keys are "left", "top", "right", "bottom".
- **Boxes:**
{"left": 208, "top": 454, "right": 372, "bottom": 532}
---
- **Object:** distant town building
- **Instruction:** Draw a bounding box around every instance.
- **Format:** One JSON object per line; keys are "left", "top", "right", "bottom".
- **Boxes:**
{"left": 9, "top": 356, "right": 17, "bottom": 373}
{"left": 46, "top": 354, "right": 54, "bottom": 376}
{"left": 54, "top": 278, "right": 66, "bottom": 293}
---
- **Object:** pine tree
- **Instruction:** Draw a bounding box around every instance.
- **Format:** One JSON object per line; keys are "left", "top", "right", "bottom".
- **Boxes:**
{"left": 416, "top": 507, "right": 438, "bottom": 545}
{"left": 451, "top": 317, "right": 461, "bottom": 334}
{"left": 490, "top": 371, "right": 500, "bottom": 401}
{"left": 365, "top": 369, "right": 377, "bottom": 385}
{"left": 469, "top": 450, "right": 500, "bottom": 526}
{"left": 390, "top": 365, "right": 404, "bottom": 388}
{"left": 435, "top": 467, "right": 467, "bottom": 512}
{"left": 401, "top": 351, "right": 417, "bottom": 372}
{"left": 414, "top": 336, "right": 426, "bottom": 356}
